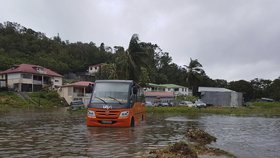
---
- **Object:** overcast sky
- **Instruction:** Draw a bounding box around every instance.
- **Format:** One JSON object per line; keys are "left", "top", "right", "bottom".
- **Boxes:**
{"left": 0, "top": 0, "right": 279, "bottom": 81}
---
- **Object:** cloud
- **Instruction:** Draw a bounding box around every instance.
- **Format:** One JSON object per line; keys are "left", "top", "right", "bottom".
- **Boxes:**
{"left": 0, "top": 0, "right": 279, "bottom": 81}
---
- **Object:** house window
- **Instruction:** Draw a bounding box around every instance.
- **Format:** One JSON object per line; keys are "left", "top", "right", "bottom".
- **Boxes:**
{"left": 95, "top": 67, "right": 98, "bottom": 70}
{"left": 90, "top": 67, "right": 92, "bottom": 70}
{"left": 55, "top": 80, "right": 59, "bottom": 82}
{"left": 22, "top": 73, "right": 32, "bottom": 79}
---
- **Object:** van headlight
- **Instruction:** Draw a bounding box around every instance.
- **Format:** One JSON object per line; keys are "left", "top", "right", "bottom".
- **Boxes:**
{"left": 119, "top": 111, "right": 129, "bottom": 118}
{"left": 87, "top": 110, "right": 96, "bottom": 118}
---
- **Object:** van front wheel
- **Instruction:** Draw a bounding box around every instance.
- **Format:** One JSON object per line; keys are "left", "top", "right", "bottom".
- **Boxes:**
{"left": 130, "top": 117, "right": 135, "bottom": 127}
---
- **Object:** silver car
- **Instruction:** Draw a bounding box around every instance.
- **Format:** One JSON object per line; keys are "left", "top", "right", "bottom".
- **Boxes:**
{"left": 194, "top": 100, "right": 206, "bottom": 108}
{"left": 70, "top": 100, "right": 85, "bottom": 110}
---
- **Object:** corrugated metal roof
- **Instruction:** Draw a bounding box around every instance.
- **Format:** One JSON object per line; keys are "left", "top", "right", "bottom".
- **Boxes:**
{"left": 199, "top": 87, "right": 233, "bottom": 92}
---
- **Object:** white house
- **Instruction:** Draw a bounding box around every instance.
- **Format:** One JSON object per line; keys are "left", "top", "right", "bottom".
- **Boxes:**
{"left": 145, "top": 83, "right": 191, "bottom": 96}
{"left": 0, "top": 64, "right": 63, "bottom": 92}
{"left": 58, "top": 81, "right": 94, "bottom": 105}
{"left": 88, "top": 63, "right": 105, "bottom": 75}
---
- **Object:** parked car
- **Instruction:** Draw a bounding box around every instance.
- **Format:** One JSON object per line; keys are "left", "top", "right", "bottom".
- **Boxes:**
{"left": 145, "top": 101, "right": 153, "bottom": 106}
{"left": 70, "top": 100, "right": 85, "bottom": 110}
{"left": 179, "top": 101, "right": 195, "bottom": 107}
{"left": 194, "top": 100, "right": 206, "bottom": 108}
{"left": 159, "top": 102, "right": 169, "bottom": 107}
{"left": 168, "top": 102, "right": 174, "bottom": 107}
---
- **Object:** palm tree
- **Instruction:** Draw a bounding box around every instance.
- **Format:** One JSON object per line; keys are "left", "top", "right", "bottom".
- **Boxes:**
{"left": 115, "top": 34, "right": 151, "bottom": 82}
{"left": 184, "top": 58, "right": 205, "bottom": 96}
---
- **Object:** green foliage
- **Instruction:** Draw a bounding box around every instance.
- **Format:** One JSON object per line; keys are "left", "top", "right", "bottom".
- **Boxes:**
{"left": 95, "top": 63, "right": 118, "bottom": 79}
{"left": 185, "top": 58, "right": 205, "bottom": 96}
{"left": 0, "top": 92, "right": 28, "bottom": 108}
{"left": 146, "top": 105, "right": 280, "bottom": 116}
{"left": 29, "top": 91, "right": 64, "bottom": 107}
{"left": 252, "top": 102, "right": 280, "bottom": 107}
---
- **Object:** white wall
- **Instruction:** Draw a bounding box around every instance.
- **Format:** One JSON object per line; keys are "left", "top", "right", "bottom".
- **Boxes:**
{"left": 51, "top": 77, "right": 62, "bottom": 87}
{"left": 88, "top": 66, "right": 100, "bottom": 74}
{"left": 58, "top": 86, "right": 91, "bottom": 106}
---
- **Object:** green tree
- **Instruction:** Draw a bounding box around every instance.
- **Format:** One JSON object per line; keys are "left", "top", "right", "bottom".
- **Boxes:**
{"left": 114, "top": 34, "right": 151, "bottom": 83}
{"left": 126, "top": 34, "right": 150, "bottom": 82}
{"left": 267, "top": 78, "right": 280, "bottom": 101}
{"left": 184, "top": 58, "right": 205, "bottom": 96}
{"left": 228, "top": 80, "right": 254, "bottom": 102}
{"left": 95, "top": 63, "right": 118, "bottom": 80}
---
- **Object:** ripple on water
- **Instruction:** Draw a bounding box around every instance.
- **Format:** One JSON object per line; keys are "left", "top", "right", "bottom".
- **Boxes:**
{"left": 0, "top": 109, "right": 279, "bottom": 158}
{"left": 165, "top": 116, "right": 197, "bottom": 122}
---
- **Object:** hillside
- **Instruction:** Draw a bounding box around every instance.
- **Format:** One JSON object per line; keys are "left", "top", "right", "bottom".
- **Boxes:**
{"left": 0, "top": 22, "right": 112, "bottom": 74}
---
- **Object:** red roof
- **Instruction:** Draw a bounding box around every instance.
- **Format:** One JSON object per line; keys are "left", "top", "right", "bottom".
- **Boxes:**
{"left": 62, "top": 81, "right": 94, "bottom": 87}
{"left": 0, "top": 64, "right": 62, "bottom": 77}
{"left": 144, "top": 91, "right": 174, "bottom": 97}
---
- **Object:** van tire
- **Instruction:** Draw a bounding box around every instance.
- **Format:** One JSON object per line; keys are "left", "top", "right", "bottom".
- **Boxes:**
{"left": 130, "top": 117, "right": 135, "bottom": 127}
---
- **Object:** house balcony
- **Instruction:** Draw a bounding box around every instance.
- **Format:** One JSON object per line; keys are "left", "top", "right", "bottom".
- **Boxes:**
{"left": 33, "top": 80, "right": 43, "bottom": 85}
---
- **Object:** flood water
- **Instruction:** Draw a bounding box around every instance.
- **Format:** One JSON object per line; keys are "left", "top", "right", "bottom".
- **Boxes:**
{"left": 0, "top": 108, "right": 279, "bottom": 158}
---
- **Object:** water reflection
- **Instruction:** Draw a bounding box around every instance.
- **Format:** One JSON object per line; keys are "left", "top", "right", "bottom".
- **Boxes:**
{"left": 0, "top": 109, "right": 279, "bottom": 158}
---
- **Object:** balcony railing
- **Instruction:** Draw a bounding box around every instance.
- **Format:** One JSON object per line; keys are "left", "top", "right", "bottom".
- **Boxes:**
{"left": 33, "top": 80, "right": 42, "bottom": 85}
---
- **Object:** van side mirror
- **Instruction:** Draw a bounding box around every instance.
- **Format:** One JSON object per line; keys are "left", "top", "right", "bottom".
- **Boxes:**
{"left": 86, "top": 84, "right": 94, "bottom": 93}
{"left": 132, "top": 86, "right": 138, "bottom": 95}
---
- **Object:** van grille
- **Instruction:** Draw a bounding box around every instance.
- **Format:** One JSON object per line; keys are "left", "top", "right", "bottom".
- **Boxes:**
{"left": 95, "top": 110, "right": 120, "bottom": 119}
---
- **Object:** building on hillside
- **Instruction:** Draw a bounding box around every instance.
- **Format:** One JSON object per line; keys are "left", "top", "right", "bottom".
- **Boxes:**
{"left": 0, "top": 64, "right": 62, "bottom": 92}
{"left": 88, "top": 63, "right": 105, "bottom": 76}
{"left": 145, "top": 83, "right": 191, "bottom": 96}
{"left": 58, "top": 81, "right": 94, "bottom": 105}
{"left": 198, "top": 87, "right": 243, "bottom": 107}
{"left": 0, "top": 74, "right": 8, "bottom": 89}
{"left": 144, "top": 91, "right": 175, "bottom": 104}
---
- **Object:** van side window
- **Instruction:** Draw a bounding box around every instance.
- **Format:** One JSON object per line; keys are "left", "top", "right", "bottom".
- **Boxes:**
{"left": 137, "top": 88, "right": 145, "bottom": 102}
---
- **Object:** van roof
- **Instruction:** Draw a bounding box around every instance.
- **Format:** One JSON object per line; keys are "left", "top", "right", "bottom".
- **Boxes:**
{"left": 95, "top": 80, "right": 133, "bottom": 83}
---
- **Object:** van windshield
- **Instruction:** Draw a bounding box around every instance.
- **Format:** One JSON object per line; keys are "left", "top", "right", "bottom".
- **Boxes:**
{"left": 91, "top": 82, "right": 130, "bottom": 104}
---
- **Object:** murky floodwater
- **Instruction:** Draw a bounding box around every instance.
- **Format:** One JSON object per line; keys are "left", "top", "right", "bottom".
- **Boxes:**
{"left": 0, "top": 108, "right": 279, "bottom": 158}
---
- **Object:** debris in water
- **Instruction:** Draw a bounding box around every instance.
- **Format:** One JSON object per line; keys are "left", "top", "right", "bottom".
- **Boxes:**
{"left": 186, "top": 128, "right": 217, "bottom": 145}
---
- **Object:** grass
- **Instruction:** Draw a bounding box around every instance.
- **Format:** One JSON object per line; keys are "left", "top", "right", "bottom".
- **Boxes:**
{"left": 0, "top": 92, "right": 28, "bottom": 113}
{"left": 146, "top": 102, "right": 280, "bottom": 116}
{"left": 0, "top": 91, "right": 65, "bottom": 113}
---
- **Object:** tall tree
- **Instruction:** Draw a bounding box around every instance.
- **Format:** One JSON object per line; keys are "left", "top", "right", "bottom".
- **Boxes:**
{"left": 184, "top": 58, "right": 205, "bottom": 96}
{"left": 114, "top": 34, "right": 151, "bottom": 83}
{"left": 267, "top": 78, "right": 280, "bottom": 101}
{"left": 228, "top": 80, "right": 254, "bottom": 102}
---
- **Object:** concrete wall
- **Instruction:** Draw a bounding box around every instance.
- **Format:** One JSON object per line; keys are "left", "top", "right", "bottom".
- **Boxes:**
{"left": 58, "top": 86, "right": 91, "bottom": 106}
{"left": 201, "top": 91, "right": 231, "bottom": 106}
{"left": 51, "top": 77, "right": 63, "bottom": 88}
{"left": 230, "top": 92, "right": 243, "bottom": 107}
{"left": 201, "top": 91, "right": 243, "bottom": 107}
{"left": 88, "top": 66, "right": 100, "bottom": 74}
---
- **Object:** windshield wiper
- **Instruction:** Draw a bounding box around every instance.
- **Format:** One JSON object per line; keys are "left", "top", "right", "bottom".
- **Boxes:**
{"left": 108, "top": 96, "right": 122, "bottom": 104}
{"left": 94, "top": 96, "right": 107, "bottom": 104}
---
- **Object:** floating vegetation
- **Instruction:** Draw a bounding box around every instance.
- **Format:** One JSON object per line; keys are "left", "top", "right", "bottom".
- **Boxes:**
{"left": 186, "top": 128, "right": 217, "bottom": 145}
{"left": 143, "top": 128, "right": 235, "bottom": 158}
